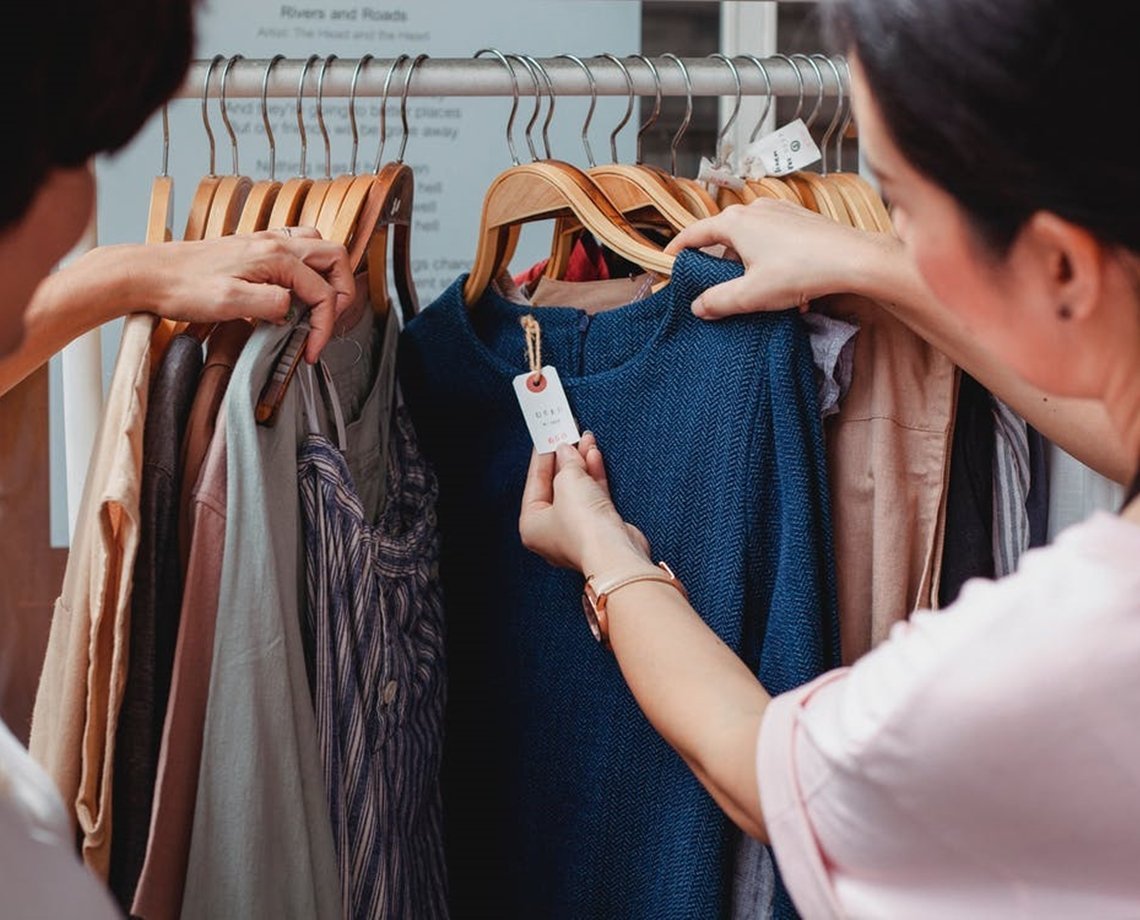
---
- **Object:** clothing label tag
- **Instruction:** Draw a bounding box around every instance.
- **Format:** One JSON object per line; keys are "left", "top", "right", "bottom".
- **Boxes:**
{"left": 743, "top": 119, "right": 821, "bottom": 178}
{"left": 697, "top": 156, "right": 745, "bottom": 191}
{"left": 512, "top": 366, "right": 581, "bottom": 454}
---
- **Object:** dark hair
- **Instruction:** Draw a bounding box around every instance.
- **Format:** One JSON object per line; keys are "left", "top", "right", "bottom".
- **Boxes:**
{"left": 824, "top": 0, "right": 1140, "bottom": 254}
{"left": 2, "top": 0, "right": 195, "bottom": 231}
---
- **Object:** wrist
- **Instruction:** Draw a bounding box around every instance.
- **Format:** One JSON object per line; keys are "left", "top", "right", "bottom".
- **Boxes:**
{"left": 73, "top": 244, "right": 151, "bottom": 320}
{"left": 581, "top": 538, "right": 656, "bottom": 586}
{"left": 845, "top": 231, "right": 911, "bottom": 303}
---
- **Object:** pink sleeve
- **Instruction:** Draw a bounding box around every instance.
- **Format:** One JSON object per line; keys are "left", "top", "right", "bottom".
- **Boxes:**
{"left": 757, "top": 672, "right": 849, "bottom": 920}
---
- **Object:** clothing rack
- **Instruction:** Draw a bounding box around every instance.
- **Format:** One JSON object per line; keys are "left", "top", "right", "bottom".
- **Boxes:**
{"left": 174, "top": 54, "right": 847, "bottom": 100}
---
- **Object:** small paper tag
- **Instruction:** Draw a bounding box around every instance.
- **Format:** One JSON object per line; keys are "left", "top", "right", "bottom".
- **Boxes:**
{"left": 697, "top": 156, "right": 745, "bottom": 191}
{"left": 513, "top": 365, "right": 581, "bottom": 454}
{"left": 742, "top": 118, "right": 821, "bottom": 178}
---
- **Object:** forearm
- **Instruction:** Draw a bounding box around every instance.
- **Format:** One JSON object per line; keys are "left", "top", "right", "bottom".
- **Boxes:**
{"left": 0, "top": 244, "right": 146, "bottom": 398}
{"left": 850, "top": 233, "right": 1131, "bottom": 483}
{"left": 589, "top": 546, "right": 771, "bottom": 842}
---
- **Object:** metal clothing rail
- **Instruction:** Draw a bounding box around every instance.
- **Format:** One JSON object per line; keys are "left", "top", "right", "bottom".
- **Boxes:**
{"left": 174, "top": 54, "right": 846, "bottom": 100}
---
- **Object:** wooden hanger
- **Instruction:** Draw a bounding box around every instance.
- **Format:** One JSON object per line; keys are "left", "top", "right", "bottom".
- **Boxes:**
{"left": 255, "top": 56, "right": 423, "bottom": 426}
{"left": 264, "top": 57, "right": 321, "bottom": 232}
{"left": 236, "top": 55, "right": 286, "bottom": 234}
{"left": 463, "top": 161, "right": 674, "bottom": 305}
{"left": 183, "top": 55, "right": 226, "bottom": 241}
{"left": 780, "top": 54, "right": 850, "bottom": 224}
{"left": 706, "top": 54, "right": 756, "bottom": 210}
{"left": 660, "top": 54, "right": 719, "bottom": 218}
{"left": 577, "top": 55, "right": 694, "bottom": 234}
{"left": 203, "top": 56, "right": 253, "bottom": 238}
{"left": 146, "top": 106, "right": 175, "bottom": 245}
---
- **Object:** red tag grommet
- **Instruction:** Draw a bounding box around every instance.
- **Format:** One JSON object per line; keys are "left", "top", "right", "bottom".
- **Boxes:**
{"left": 527, "top": 373, "right": 547, "bottom": 393}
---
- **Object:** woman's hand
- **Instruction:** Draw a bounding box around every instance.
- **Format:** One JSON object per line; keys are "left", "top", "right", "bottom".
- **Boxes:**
{"left": 665, "top": 198, "right": 898, "bottom": 319}
{"left": 519, "top": 432, "right": 652, "bottom": 578}
{"left": 123, "top": 227, "right": 356, "bottom": 363}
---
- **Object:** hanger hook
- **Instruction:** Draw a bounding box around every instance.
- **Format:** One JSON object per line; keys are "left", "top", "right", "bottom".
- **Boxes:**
{"left": 662, "top": 53, "right": 693, "bottom": 177}
{"left": 709, "top": 53, "right": 742, "bottom": 168}
{"left": 201, "top": 54, "right": 225, "bottom": 176}
{"left": 399, "top": 53, "right": 429, "bottom": 163}
{"left": 628, "top": 54, "right": 662, "bottom": 166}
{"left": 815, "top": 54, "right": 846, "bottom": 175}
{"left": 160, "top": 103, "right": 170, "bottom": 178}
{"left": 737, "top": 54, "right": 774, "bottom": 144}
{"left": 791, "top": 53, "right": 825, "bottom": 131}
{"left": 349, "top": 54, "right": 373, "bottom": 174}
{"left": 556, "top": 54, "right": 597, "bottom": 168}
{"left": 219, "top": 55, "right": 244, "bottom": 175}
{"left": 509, "top": 55, "right": 543, "bottom": 162}
{"left": 261, "top": 55, "right": 284, "bottom": 181}
{"left": 475, "top": 49, "right": 521, "bottom": 166}
{"left": 375, "top": 54, "right": 410, "bottom": 171}
{"left": 599, "top": 54, "right": 634, "bottom": 164}
{"left": 524, "top": 55, "right": 556, "bottom": 160}
{"left": 835, "top": 56, "right": 854, "bottom": 171}
{"left": 316, "top": 54, "right": 338, "bottom": 178}
{"left": 296, "top": 54, "right": 320, "bottom": 179}
{"left": 770, "top": 53, "right": 804, "bottom": 124}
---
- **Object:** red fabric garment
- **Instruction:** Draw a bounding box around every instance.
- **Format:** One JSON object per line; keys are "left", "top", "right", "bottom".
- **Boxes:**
{"left": 512, "top": 234, "right": 611, "bottom": 289}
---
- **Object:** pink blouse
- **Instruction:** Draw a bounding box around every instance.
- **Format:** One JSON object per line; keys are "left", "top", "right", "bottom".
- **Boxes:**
{"left": 758, "top": 512, "right": 1140, "bottom": 918}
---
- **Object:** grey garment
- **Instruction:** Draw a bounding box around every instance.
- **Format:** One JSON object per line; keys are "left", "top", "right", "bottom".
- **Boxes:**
{"left": 732, "top": 836, "right": 776, "bottom": 919}
{"left": 1046, "top": 442, "right": 1124, "bottom": 541}
{"left": 799, "top": 312, "right": 859, "bottom": 418}
{"left": 183, "top": 306, "right": 388, "bottom": 920}
{"left": 991, "top": 398, "right": 1031, "bottom": 577}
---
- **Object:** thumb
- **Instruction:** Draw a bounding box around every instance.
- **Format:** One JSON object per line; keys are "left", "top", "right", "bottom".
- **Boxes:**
{"left": 556, "top": 442, "right": 588, "bottom": 473}
{"left": 691, "top": 275, "right": 786, "bottom": 320}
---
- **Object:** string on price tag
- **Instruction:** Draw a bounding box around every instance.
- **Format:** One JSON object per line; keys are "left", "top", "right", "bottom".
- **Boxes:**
{"left": 513, "top": 315, "right": 581, "bottom": 453}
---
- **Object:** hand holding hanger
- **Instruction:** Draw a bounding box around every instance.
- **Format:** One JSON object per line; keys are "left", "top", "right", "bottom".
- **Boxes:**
{"left": 663, "top": 198, "right": 897, "bottom": 318}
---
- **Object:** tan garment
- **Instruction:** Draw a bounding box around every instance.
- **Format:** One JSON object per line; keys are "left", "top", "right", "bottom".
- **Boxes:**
{"left": 527, "top": 274, "right": 652, "bottom": 312}
{"left": 177, "top": 319, "right": 252, "bottom": 572}
{"left": 815, "top": 295, "right": 957, "bottom": 663}
{"left": 133, "top": 424, "right": 228, "bottom": 920}
{"left": 29, "top": 313, "right": 158, "bottom": 878}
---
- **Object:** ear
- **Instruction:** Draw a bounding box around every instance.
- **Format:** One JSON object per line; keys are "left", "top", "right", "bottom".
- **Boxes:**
{"left": 1016, "top": 212, "right": 1105, "bottom": 322}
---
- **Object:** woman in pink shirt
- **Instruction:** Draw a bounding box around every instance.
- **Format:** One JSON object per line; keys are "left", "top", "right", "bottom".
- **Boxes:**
{"left": 520, "top": 1, "right": 1140, "bottom": 916}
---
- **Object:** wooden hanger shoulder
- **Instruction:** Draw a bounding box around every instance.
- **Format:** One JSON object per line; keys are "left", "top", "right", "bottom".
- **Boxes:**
{"left": 266, "top": 177, "right": 313, "bottom": 229}
{"left": 183, "top": 175, "right": 221, "bottom": 240}
{"left": 236, "top": 180, "right": 283, "bottom": 234}
{"left": 204, "top": 175, "right": 254, "bottom": 238}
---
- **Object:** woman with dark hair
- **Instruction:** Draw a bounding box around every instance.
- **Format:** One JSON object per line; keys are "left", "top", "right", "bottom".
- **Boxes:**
{"left": 0, "top": 1, "right": 354, "bottom": 914}
{"left": 520, "top": 1, "right": 1140, "bottom": 915}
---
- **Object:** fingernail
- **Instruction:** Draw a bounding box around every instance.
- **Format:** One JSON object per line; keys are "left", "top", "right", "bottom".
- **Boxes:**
{"left": 692, "top": 298, "right": 705, "bottom": 316}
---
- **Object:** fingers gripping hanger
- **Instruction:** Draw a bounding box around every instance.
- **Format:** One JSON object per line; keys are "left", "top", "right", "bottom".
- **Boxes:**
{"left": 236, "top": 55, "right": 286, "bottom": 233}
{"left": 256, "top": 54, "right": 422, "bottom": 425}
{"left": 268, "top": 54, "right": 320, "bottom": 229}
{"left": 461, "top": 49, "right": 674, "bottom": 306}
{"left": 661, "top": 54, "right": 719, "bottom": 218}
{"left": 582, "top": 54, "right": 694, "bottom": 234}
{"left": 709, "top": 53, "right": 755, "bottom": 207}
{"left": 735, "top": 54, "right": 799, "bottom": 203}
{"left": 184, "top": 54, "right": 225, "bottom": 240}
{"left": 204, "top": 54, "right": 254, "bottom": 238}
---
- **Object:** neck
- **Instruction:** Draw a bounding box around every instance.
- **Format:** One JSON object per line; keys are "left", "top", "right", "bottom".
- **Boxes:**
{"left": 1101, "top": 365, "right": 1140, "bottom": 494}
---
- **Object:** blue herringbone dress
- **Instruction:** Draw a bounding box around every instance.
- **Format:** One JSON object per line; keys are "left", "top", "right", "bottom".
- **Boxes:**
{"left": 399, "top": 249, "right": 841, "bottom": 919}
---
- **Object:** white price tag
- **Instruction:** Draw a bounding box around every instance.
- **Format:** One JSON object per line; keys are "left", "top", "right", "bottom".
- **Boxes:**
{"left": 742, "top": 118, "right": 821, "bottom": 178}
{"left": 513, "top": 365, "right": 581, "bottom": 454}
{"left": 697, "top": 156, "right": 745, "bottom": 191}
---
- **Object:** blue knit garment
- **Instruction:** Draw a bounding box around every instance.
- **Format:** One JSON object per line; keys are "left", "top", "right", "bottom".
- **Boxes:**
{"left": 399, "top": 249, "right": 841, "bottom": 919}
